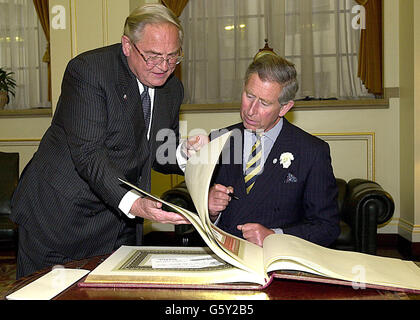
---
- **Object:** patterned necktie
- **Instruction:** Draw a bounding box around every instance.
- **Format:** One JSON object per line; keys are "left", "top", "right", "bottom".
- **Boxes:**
{"left": 141, "top": 85, "right": 151, "bottom": 132}
{"left": 244, "top": 133, "right": 263, "bottom": 194}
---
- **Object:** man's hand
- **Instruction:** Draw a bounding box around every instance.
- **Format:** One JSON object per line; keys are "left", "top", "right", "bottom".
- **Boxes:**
{"left": 237, "top": 223, "right": 274, "bottom": 247}
{"left": 208, "top": 184, "right": 234, "bottom": 222}
{"left": 183, "top": 135, "right": 210, "bottom": 158}
{"left": 129, "top": 197, "right": 190, "bottom": 224}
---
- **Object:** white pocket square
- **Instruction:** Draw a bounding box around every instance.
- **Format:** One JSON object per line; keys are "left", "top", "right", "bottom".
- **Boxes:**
{"left": 285, "top": 173, "right": 298, "bottom": 183}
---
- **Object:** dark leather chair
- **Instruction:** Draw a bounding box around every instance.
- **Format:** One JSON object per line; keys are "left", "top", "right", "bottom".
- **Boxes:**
{"left": 160, "top": 178, "right": 395, "bottom": 255}
{"left": 332, "top": 178, "right": 394, "bottom": 254}
{"left": 0, "top": 151, "right": 19, "bottom": 251}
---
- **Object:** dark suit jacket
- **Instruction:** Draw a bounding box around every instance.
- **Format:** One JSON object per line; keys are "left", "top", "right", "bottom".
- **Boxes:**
{"left": 11, "top": 43, "right": 183, "bottom": 260}
{"left": 212, "top": 119, "right": 340, "bottom": 247}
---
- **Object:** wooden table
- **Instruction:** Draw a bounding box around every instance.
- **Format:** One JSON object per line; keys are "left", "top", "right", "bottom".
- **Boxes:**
{"left": 3, "top": 254, "right": 420, "bottom": 301}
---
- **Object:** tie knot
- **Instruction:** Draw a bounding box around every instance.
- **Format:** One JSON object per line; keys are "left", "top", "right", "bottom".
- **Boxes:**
{"left": 253, "top": 132, "right": 263, "bottom": 143}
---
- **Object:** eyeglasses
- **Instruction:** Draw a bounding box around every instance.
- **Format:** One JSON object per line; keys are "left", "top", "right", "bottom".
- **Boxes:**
{"left": 132, "top": 42, "right": 183, "bottom": 67}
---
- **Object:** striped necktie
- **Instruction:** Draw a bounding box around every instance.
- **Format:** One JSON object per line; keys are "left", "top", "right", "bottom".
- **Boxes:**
{"left": 141, "top": 85, "right": 151, "bottom": 132}
{"left": 244, "top": 133, "right": 263, "bottom": 194}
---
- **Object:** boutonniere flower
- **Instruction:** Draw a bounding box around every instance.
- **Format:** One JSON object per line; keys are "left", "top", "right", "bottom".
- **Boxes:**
{"left": 279, "top": 152, "right": 294, "bottom": 169}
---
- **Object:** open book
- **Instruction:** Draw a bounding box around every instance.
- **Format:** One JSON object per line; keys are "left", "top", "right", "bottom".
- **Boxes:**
{"left": 80, "top": 132, "right": 420, "bottom": 292}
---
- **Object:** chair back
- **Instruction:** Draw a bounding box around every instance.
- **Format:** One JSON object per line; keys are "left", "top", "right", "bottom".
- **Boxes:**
{"left": 0, "top": 152, "right": 19, "bottom": 215}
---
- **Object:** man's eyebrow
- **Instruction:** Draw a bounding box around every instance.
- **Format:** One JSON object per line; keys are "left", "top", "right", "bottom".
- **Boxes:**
{"left": 260, "top": 96, "right": 274, "bottom": 104}
{"left": 245, "top": 89, "right": 272, "bottom": 104}
{"left": 143, "top": 48, "right": 180, "bottom": 56}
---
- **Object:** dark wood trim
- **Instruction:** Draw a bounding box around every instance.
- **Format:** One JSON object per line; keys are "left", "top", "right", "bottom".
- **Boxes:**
{"left": 397, "top": 236, "right": 420, "bottom": 260}
{"left": 180, "top": 98, "right": 390, "bottom": 114}
{"left": 0, "top": 108, "right": 52, "bottom": 118}
{"left": 179, "top": 88, "right": 404, "bottom": 114}
{"left": 378, "top": 233, "right": 420, "bottom": 260}
{"left": 377, "top": 233, "right": 400, "bottom": 247}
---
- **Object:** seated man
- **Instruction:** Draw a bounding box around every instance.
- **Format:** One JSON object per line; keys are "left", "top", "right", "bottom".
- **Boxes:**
{"left": 208, "top": 53, "right": 340, "bottom": 248}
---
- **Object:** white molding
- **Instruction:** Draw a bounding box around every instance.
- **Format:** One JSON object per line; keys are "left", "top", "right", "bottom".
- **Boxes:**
{"left": 314, "top": 132, "right": 375, "bottom": 181}
{"left": 378, "top": 217, "right": 400, "bottom": 234}
{"left": 398, "top": 218, "right": 420, "bottom": 242}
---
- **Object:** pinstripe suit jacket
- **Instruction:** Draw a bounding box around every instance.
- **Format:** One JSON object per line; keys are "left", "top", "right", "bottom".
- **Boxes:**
{"left": 213, "top": 119, "right": 340, "bottom": 247}
{"left": 11, "top": 43, "right": 183, "bottom": 260}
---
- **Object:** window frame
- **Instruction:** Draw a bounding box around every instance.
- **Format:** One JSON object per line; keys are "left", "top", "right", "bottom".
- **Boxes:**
{"left": 0, "top": 0, "right": 51, "bottom": 114}
{"left": 179, "top": 0, "right": 385, "bottom": 110}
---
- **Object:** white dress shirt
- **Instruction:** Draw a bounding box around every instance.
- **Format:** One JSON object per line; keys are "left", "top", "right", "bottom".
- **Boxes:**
{"left": 118, "top": 80, "right": 186, "bottom": 218}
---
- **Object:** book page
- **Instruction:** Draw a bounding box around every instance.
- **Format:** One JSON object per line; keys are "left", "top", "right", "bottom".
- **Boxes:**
{"left": 184, "top": 132, "right": 266, "bottom": 279}
{"left": 85, "top": 246, "right": 265, "bottom": 286}
{"left": 185, "top": 132, "right": 231, "bottom": 237}
{"left": 119, "top": 179, "right": 262, "bottom": 276}
{"left": 210, "top": 223, "right": 265, "bottom": 277}
{"left": 119, "top": 179, "right": 205, "bottom": 234}
{"left": 263, "top": 234, "right": 420, "bottom": 291}
{"left": 120, "top": 132, "right": 267, "bottom": 282}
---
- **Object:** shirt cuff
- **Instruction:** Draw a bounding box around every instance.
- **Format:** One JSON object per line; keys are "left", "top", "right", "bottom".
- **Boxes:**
{"left": 272, "top": 228, "right": 284, "bottom": 234}
{"left": 213, "top": 212, "right": 222, "bottom": 225}
{"left": 176, "top": 139, "right": 188, "bottom": 172}
{"left": 118, "top": 190, "right": 142, "bottom": 219}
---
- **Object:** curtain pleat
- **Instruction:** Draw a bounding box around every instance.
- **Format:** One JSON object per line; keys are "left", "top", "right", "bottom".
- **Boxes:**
{"left": 33, "top": 0, "right": 51, "bottom": 102}
{"left": 161, "top": 0, "right": 189, "bottom": 17}
{"left": 161, "top": 0, "right": 189, "bottom": 81}
{"left": 355, "top": 0, "right": 383, "bottom": 95}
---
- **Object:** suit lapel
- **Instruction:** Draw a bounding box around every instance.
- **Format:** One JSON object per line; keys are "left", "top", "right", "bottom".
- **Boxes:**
{"left": 115, "top": 49, "right": 150, "bottom": 186}
{"left": 115, "top": 49, "right": 148, "bottom": 148}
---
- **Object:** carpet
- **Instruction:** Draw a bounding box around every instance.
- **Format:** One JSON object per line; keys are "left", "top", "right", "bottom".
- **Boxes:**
{"left": 0, "top": 255, "right": 17, "bottom": 299}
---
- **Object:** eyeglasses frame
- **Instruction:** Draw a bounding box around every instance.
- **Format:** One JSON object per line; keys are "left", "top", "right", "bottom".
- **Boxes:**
{"left": 131, "top": 41, "right": 183, "bottom": 68}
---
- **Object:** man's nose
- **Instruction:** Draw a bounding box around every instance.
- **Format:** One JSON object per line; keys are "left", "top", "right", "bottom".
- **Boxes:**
{"left": 156, "top": 59, "right": 170, "bottom": 71}
{"left": 247, "top": 99, "right": 258, "bottom": 115}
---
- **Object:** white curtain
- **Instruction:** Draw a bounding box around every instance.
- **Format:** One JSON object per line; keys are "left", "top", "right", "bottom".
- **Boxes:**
{"left": 0, "top": 0, "right": 49, "bottom": 110}
{"left": 180, "top": 0, "right": 372, "bottom": 104}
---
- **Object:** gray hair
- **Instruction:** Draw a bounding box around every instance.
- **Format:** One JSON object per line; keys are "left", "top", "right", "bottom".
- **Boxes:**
{"left": 124, "top": 4, "right": 183, "bottom": 46}
{"left": 244, "top": 54, "right": 299, "bottom": 105}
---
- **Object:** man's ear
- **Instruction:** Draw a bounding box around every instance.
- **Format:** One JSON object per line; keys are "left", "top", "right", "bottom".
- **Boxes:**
{"left": 121, "top": 35, "right": 131, "bottom": 57}
{"left": 279, "top": 100, "right": 294, "bottom": 117}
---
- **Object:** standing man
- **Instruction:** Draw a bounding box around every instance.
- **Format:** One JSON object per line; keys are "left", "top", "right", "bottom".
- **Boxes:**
{"left": 11, "top": 4, "right": 205, "bottom": 278}
{"left": 208, "top": 54, "right": 340, "bottom": 248}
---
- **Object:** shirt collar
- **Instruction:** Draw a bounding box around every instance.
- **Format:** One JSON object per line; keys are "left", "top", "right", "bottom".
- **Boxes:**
{"left": 265, "top": 118, "right": 283, "bottom": 142}
{"left": 244, "top": 117, "right": 283, "bottom": 141}
{"left": 137, "top": 79, "right": 155, "bottom": 100}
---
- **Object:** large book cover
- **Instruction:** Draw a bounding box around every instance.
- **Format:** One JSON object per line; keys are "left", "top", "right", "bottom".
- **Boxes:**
{"left": 79, "top": 245, "right": 269, "bottom": 290}
{"left": 79, "top": 132, "right": 420, "bottom": 293}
